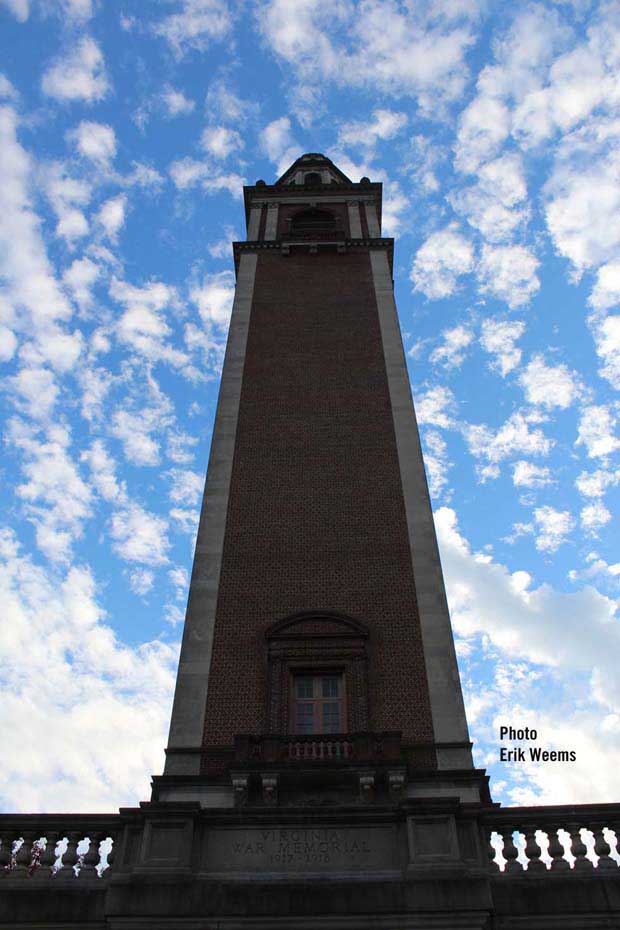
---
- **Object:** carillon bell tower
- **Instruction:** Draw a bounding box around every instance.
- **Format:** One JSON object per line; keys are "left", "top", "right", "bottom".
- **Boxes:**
{"left": 158, "top": 153, "right": 484, "bottom": 807}
{"left": 5, "top": 156, "right": 619, "bottom": 930}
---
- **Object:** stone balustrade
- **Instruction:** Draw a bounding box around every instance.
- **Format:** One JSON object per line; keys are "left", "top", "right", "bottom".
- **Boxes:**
{"left": 234, "top": 730, "right": 403, "bottom": 765}
{"left": 286, "top": 736, "right": 353, "bottom": 761}
{"left": 0, "top": 815, "right": 120, "bottom": 880}
{"left": 482, "top": 803, "right": 620, "bottom": 873}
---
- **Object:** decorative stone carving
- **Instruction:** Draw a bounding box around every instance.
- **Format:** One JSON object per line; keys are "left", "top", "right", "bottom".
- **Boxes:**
{"left": 358, "top": 772, "right": 375, "bottom": 803}
{"left": 232, "top": 775, "right": 249, "bottom": 808}
{"left": 261, "top": 774, "right": 278, "bottom": 806}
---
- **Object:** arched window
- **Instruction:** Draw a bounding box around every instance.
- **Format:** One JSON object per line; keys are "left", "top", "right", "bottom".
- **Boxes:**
{"left": 265, "top": 611, "right": 369, "bottom": 735}
{"left": 289, "top": 208, "right": 336, "bottom": 239}
{"left": 304, "top": 171, "right": 322, "bottom": 186}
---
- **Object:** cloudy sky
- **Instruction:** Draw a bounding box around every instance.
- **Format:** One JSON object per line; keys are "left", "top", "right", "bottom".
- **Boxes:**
{"left": 0, "top": 0, "right": 619, "bottom": 813}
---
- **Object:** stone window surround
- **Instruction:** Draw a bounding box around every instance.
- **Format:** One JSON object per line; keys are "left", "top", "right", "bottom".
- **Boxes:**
{"left": 265, "top": 613, "right": 369, "bottom": 736}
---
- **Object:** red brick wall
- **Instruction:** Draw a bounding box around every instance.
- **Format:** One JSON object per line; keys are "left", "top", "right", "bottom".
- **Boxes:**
{"left": 201, "top": 249, "right": 434, "bottom": 761}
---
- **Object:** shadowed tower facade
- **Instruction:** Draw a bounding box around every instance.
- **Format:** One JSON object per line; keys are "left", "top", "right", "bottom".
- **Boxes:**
{"left": 161, "top": 153, "right": 478, "bottom": 806}
{"left": 3, "top": 156, "right": 620, "bottom": 930}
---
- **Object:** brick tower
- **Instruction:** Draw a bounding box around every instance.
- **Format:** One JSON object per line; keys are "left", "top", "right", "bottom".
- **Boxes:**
{"left": 4, "top": 156, "right": 620, "bottom": 930}
{"left": 158, "top": 153, "right": 483, "bottom": 807}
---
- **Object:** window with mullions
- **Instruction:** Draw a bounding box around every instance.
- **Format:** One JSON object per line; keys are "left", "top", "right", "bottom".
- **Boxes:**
{"left": 291, "top": 673, "right": 345, "bottom": 735}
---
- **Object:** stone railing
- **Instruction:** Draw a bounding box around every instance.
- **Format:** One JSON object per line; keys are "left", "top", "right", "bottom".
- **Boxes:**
{"left": 287, "top": 735, "right": 353, "bottom": 761}
{"left": 0, "top": 814, "right": 120, "bottom": 880}
{"left": 482, "top": 803, "right": 620, "bottom": 873}
{"left": 234, "top": 731, "right": 403, "bottom": 765}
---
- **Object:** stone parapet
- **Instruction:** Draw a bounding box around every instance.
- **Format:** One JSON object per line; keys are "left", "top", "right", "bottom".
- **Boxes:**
{"left": 0, "top": 802, "right": 619, "bottom": 928}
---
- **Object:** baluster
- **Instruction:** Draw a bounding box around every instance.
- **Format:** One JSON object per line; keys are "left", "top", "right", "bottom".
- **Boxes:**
{"left": 1, "top": 833, "right": 19, "bottom": 874}
{"left": 15, "top": 833, "right": 33, "bottom": 877}
{"left": 500, "top": 828, "right": 523, "bottom": 873}
{"left": 58, "top": 832, "right": 80, "bottom": 878}
{"left": 548, "top": 828, "right": 570, "bottom": 871}
{"left": 28, "top": 838, "right": 45, "bottom": 877}
{"left": 0, "top": 832, "right": 13, "bottom": 873}
{"left": 79, "top": 833, "right": 101, "bottom": 878}
{"left": 568, "top": 823, "right": 593, "bottom": 871}
{"left": 592, "top": 823, "right": 618, "bottom": 870}
{"left": 523, "top": 825, "right": 546, "bottom": 873}
{"left": 608, "top": 823, "right": 620, "bottom": 865}
{"left": 35, "top": 832, "right": 59, "bottom": 878}
{"left": 105, "top": 833, "right": 117, "bottom": 874}
{"left": 487, "top": 831, "right": 500, "bottom": 873}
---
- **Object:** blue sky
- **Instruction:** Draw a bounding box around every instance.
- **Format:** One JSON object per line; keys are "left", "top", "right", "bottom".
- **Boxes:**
{"left": 0, "top": 0, "right": 619, "bottom": 813}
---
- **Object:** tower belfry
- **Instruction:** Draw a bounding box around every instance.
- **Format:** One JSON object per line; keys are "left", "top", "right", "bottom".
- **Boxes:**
{"left": 161, "top": 152, "right": 481, "bottom": 804}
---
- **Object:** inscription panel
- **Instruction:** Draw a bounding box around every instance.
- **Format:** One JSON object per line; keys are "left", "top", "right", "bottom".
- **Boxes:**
{"left": 204, "top": 824, "right": 398, "bottom": 874}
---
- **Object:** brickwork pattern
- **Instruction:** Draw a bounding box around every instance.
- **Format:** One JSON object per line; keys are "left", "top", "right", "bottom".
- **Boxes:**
{"left": 201, "top": 249, "right": 435, "bottom": 768}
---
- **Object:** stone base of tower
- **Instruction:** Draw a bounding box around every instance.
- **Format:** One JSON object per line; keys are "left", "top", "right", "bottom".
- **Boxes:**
{"left": 2, "top": 798, "right": 620, "bottom": 928}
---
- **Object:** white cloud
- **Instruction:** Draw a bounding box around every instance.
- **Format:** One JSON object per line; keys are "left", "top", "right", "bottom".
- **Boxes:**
{"left": 42, "top": 163, "right": 91, "bottom": 244}
{"left": 110, "top": 277, "right": 190, "bottom": 370}
{"left": 0, "top": 536, "right": 178, "bottom": 811}
{"left": 0, "top": 0, "right": 28, "bottom": 21}
{"left": 477, "top": 244, "right": 540, "bottom": 308}
{"left": 410, "top": 224, "right": 474, "bottom": 299}
{"left": 0, "top": 108, "right": 84, "bottom": 372}
{"left": 96, "top": 194, "right": 127, "bottom": 240}
{"left": 9, "top": 367, "right": 59, "bottom": 420}
{"left": 575, "top": 468, "right": 620, "bottom": 499}
{"left": 581, "top": 501, "right": 611, "bottom": 533}
{"left": 591, "top": 314, "right": 620, "bottom": 389}
{"left": 576, "top": 405, "right": 620, "bottom": 458}
{"left": 62, "top": 257, "right": 100, "bottom": 310}
{"left": 512, "top": 461, "right": 552, "bottom": 488}
{"left": 161, "top": 85, "right": 195, "bottom": 116}
{"left": 208, "top": 225, "right": 237, "bottom": 259}
{"left": 153, "top": 0, "right": 231, "bottom": 55}
{"left": 110, "top": 503, "right": 170, "bottom": 565}
{"left": 589, "top": 261, "right": 620, "bottom": 311}
{"left": 129, "top": 568, "right": 155, "bottom": 596}
{"left": 168, "top": 566, "right": 189, "bottom": 597}
{"left": 77, "top": 364, "right": 113, "bottom": 422}
{"left": 429, "top": 324, "right": 474, "bottom": 369}
{"left": 10, "top": 421, "right": 92, "bottom": 562}
{"left": 437, "top": 506, "right": 620, "bottom": 714}
{"left": 464, "top": 411, "right": 552, "bottom": 480}
{"left": 421, "top": 429, "right": 452, "bottom": 499}
{"left": 41, "top": 37, "right": 109, "bottom": 103}
{"left": 381, "top": 181, "right": 409, "bottom": 237}
{"left": 519, "top": 355, "right": 579, "bottom": 409}
{"left": 61, "top": 0, "right": 94, "bottom": 22}
{"left": 511, "top": 4, "right": 620, "bottom": 149}
{"left": 204, "top": 78, "right": 257, "bottom": 126}
{"left": 0, "top": 73, "right": 19, "bottom": 99}
{"left": 544, "top": 124, "right": 620, "bottom": 277}
{"left": 169, "top": 506, "right": 199, "bottom": 535}
{"left": 200, "top": 125, "right": 243, "bottom": 159}
{"left": 454, "top": 95, "right": 510, "bottom": 174}
{"left": 260, "top": 116, "right": 302, "bottom": 175}
{"left": 338, "top": 108, "right": 408, "bottom": 150}
{"left": 450, "top": 153, "right": 529, "bottom": 242}
{"left": 81, "top": 440, "right": 123, "bottom": 502}
{"left": 414, "top": 385, "right": 456, "bottom": 429}
{"left": 0, "top": 325, "right": 18, "bottom": 361}
{"left": 69, "top": 120, "right": 116, "bottom": 164}
{"left": 479, "top": 318, "right": 525, "bottom": 376}
{"left": 260, "top": 0, "right": 477, "bottom": 115}
{"left": 169, "top": 157, "right": 245, "bottom": 199}
{"left": 533, "top": 505, "right": 575, "bottom": 553}
{"left": 167, "top": 468, "right": 203, "bottom": 506}
{"left": 189, "top": 270, "right": 235, "bottom": 329}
